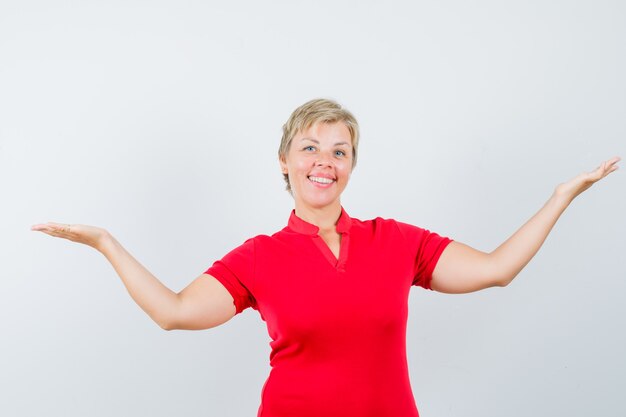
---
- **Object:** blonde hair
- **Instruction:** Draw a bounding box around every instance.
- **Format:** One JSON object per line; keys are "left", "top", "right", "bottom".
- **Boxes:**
{"left": 279, "top": 98, "right": 360, "bottom": 192}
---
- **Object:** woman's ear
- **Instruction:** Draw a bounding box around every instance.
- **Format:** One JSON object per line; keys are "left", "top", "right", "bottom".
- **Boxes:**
{"left": 279, "top": 155, "right": 288, "bottom": 174}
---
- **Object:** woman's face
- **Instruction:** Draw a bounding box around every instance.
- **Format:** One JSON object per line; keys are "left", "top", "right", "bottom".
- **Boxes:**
{"left": 280, "top": 121, "right": 353, "bottom": 212}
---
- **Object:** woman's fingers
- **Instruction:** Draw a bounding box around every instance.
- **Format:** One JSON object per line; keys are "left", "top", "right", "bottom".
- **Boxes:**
{"left": 31, "top": 222, "right": 73, "bottom": 235}
{"left": 592, "top": 156, "right": 620, "bottom": 180}
{"left": 30, "top": 223, "right": 74, "bottom": 242}
{"left": 585, "top": 156, "right": 620, "bottom": 185}
{"left": 599, "top": 156, "right": 620, "bottom": 170}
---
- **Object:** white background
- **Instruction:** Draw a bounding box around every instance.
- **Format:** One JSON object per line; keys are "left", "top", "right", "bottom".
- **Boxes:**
{"left": 1, "top": 1, "right": 624, "bottom": 416}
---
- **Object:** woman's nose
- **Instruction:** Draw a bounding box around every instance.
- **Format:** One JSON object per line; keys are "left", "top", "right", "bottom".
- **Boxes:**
{"left": 315, "top": 157, "right": 332, "bottom": 167}
{"left": 315, "top": 151, "right": 333, "bottom": 167}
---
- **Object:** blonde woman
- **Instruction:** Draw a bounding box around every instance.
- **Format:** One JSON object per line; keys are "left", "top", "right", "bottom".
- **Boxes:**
{"left": 32, "top": 98, "right": 620, "bottom": 417}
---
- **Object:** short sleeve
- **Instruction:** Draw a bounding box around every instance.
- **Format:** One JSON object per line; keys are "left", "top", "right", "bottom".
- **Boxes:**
{"left": 204, "top": 238, "right": 256, "bottom": 315}
{"left": 395, "top": 221, "right": 454, "bottom": 290}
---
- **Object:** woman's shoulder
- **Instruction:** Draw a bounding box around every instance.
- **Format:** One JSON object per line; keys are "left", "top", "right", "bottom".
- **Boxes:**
{"left": 246, "top": 227, "right": 296, "bottom": 244}
{"left": 349, "top": 214, "right": 406, "bottom": 234}
{"left": 350, "top": 214, "right": 431, "bottom": 236}
{"left": 351, "top": 213, "right": 401, "bottom": 226}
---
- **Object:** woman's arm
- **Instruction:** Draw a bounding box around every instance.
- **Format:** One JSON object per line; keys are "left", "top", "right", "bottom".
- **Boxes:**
{"left": 31, "top": 224, "right": 236, "bottom": 330}
{"left": 102, "top": 232, "right": 236, "bottom": 329}
{"left": 430, "top": 156, "right": 620, "bottom": 294}
{"left": 97, "top": 233, "right": 183, "bottom": 329}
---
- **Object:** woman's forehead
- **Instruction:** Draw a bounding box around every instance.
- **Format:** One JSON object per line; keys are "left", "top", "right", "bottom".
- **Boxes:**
{"left": 295, "top": 121, "right": 352, "bottom": 143}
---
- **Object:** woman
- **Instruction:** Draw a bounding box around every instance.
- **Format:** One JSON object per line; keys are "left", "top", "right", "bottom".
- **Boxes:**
{"left": 31, "top": 98, "right": 620, "bottom": 416}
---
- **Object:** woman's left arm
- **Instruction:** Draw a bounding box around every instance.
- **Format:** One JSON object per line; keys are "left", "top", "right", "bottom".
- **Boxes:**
{"left": 430, "top": 156, "right": 621, "bottom": 294}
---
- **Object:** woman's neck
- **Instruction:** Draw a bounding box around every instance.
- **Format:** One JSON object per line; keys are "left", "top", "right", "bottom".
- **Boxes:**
{"left": 294, "top": 202, "right": 342, "bottom": 234}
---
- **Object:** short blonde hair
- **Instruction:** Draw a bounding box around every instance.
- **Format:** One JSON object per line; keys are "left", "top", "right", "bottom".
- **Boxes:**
{"left": 279, "top": 98, "right": 360, "bottom": 192}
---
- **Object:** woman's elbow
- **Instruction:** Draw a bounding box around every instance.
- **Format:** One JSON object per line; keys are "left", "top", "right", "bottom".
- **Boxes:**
{"left": 493, "top": 274, "right": 515, "bottom": 288}
{"left": 159, "top": 321, "right": 176, "bottom": 331}
{"left": 154, "top": 313, "right": 179, "bottom": 331}
{"left": 485, "top": 259, "right": 515, "bottom": 288}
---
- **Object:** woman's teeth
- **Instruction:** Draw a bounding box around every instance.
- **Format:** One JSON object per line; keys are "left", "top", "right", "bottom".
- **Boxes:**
{"left": 308, "top": 176, "right": 334, "bottom": 184}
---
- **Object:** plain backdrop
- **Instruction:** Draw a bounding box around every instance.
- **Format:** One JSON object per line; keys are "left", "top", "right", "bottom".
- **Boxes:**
{"left": 1, "top": 1, "right": 624, "bottom": 416}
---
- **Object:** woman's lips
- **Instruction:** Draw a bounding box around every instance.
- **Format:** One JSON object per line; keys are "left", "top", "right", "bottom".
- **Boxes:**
{"left": 308, "top": 176, "right": 335, "bottom": 187}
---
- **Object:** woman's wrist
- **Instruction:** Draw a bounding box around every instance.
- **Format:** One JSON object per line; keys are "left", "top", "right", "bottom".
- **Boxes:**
{"left": 552, "top": 185, "right": 576, "bottom": 206}
{"left": 95, "top": 230, "right": 115, "bottom": 254}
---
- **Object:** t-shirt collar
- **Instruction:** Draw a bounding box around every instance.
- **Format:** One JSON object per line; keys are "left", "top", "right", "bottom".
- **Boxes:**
{"left": 288, "top": 206, "right": 352, "bottom": 236}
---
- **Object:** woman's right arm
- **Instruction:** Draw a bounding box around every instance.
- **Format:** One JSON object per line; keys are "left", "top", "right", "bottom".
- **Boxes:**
{"left": 31, "top": 223, "right": 236, "bottom": 330}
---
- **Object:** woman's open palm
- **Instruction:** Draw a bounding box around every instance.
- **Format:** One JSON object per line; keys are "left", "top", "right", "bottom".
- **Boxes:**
{"left": 555, "top": 156, "right": 621, "bottom": 200}
{"left": 31, "top": 222, "right": 108, "bottom": 250}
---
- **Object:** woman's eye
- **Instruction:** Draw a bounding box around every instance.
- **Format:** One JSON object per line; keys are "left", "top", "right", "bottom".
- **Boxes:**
{"left": 335, "top": 150, "right": 346, "bottom": 157}
{"left": 304, "top": 146, "right": 315, "bottom": 151}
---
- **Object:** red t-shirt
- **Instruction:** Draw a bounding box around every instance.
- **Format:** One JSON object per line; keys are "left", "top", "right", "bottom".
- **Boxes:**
{"left": 205, "top": 207, "right": 453, "bottom": 417}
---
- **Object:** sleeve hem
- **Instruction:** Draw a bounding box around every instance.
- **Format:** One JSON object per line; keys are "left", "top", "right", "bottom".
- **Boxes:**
{"left": 421, "top": 238, "right": 454, "bottom": 290}
{"left": 205, "top": 265, "right": 245, "bottom": 315}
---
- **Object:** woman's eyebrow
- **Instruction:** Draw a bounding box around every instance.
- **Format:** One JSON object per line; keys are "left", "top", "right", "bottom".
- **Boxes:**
{"left": 301, "top": 138, "right": 350, "bottom": 147}
{"left": 300, "top": 137, "right": 319, "bottom": 144}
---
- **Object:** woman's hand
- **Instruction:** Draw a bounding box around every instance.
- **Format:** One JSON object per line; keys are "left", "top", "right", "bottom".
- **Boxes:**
{"left": 30, "top": 222, "right": 237, "bottom": 330}
{"left": 30, "top": 222, "right": 110, "bottom": 251}
{"left": 554, "top": 156, "right": 621, "bottom": 201}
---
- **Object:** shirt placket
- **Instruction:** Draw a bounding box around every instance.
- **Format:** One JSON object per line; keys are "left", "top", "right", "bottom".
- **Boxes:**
{"left": 311, "top": 231, "right": 350, "bottom": 272}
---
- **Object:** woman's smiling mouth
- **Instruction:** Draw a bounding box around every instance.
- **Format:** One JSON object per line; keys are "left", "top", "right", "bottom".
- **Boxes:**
{"left": 308, "top": 176, "right": 335, "bottom": 185}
